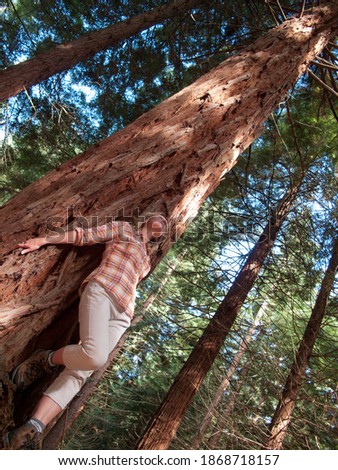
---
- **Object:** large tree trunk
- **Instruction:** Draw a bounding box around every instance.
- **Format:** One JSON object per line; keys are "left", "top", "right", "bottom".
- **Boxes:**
{"left": 0, "top": 0, "right": 202, "bottom": 101}
{"left": 136, "top": 183, "right": 301, "bottom": 450}
{"left": 191, "top": 301, "right": 267, "bottom": 449}
{"left": 0, "top": 3, "right": 336, "bottom": 444}
{"left": 263, "top": 237, "right": 338, "bottom": 450}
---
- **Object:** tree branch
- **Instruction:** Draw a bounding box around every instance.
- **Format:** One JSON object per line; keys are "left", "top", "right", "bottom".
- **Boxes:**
{"left": 308, "top": 69, "right": 338, "bottom": 98}
{"left": 285, "top": 97, "right": 305, "bottom": 175}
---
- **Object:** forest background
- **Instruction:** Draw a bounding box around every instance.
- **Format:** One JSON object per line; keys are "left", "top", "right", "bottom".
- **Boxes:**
{"left": 0, "top": 0, "right": 337, "bottom": 450}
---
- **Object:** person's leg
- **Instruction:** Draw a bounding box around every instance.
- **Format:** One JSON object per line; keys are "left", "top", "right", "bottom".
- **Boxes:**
{"left": 49, "top": 347, "right": 65, "bottom": 366}
{"left": 42, "top": 282, "right": 130, "bottom": 411}
{"left": 31, "top": 395, "right": 62, "bottom": 426}
{"left": 4, "top": 281, "right": 130, "bottom": 449}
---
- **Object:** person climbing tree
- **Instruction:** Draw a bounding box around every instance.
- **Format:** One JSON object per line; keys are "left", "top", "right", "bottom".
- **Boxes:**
{"left": 3, "top": 213, "right": 168, "bottom": 450}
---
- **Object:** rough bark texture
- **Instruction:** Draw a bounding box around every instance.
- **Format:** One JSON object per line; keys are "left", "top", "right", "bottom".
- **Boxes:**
{"left": 263, "top": 237, "right": 338, "bottom": 450}
{"left": 0, "top": 0, "right": 202, "bottom": 101}
{"left": 191, "top": 302, "right": 267, "bottom": 449}
{"left": 136, "top": 185, "right": 300, "bottom": 450}
{"left": 0, "top": 3, "right": 337, "bottom": 444}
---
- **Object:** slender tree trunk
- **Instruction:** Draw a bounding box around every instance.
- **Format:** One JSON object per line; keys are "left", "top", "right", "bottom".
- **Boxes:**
{"left": 42, "top": 250, "right": 187, "bottom": 449}
{"left": 0, "top": 3, "right": 336, "bottom": 442}
{"left": 207, "top": 360, "right": 252, "bottom": 449}
{"left": 0, "top": 0, "right": 202, "bottom": 101}
{"left": 136, "top": 183, "right": 301, "bottom": 450}
{"left": 263, "top": 237, "right": 338, "bottom": 450}
{"left": 207, "top": 326, "right": 266, "bottom": 449}
{"left": 191, "top": 301, "right": 267, "bottom": 449}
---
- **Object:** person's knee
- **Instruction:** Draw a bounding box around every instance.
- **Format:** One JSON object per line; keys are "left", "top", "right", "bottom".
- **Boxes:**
{"left": 79, "top": 348, "right": 108, "bottom": 370}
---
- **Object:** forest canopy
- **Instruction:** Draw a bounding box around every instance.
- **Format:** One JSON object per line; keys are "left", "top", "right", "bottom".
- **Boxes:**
{"left": 0, "top": 0, "right": 337, "bottom": 451}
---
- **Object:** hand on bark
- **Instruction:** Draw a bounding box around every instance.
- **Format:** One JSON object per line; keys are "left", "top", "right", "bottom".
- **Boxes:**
{"left": 16, "top": 238, "right": 46, "bottom": 254}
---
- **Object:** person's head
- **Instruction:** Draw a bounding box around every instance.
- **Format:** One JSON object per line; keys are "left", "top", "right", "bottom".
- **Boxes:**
{"left": 139, "top": 213, "right": 168, "bottom": 243}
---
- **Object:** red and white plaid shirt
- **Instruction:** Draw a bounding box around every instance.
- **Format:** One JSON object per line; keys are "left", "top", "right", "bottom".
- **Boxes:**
{"left": 74, "top": 221, "right": 151, "bottom": 319}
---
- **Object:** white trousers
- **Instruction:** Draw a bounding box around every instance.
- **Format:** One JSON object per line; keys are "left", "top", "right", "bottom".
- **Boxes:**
{"left": 43, "top": 281, "right": 131, "bottom": 410}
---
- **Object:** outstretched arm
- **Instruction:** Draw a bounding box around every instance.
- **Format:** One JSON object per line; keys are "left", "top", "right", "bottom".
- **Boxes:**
{"left": 16, "top": 221, "right": 123, "bottom": 254}
{"left": 16, "top": 230, "right": 78, "bottom": 254}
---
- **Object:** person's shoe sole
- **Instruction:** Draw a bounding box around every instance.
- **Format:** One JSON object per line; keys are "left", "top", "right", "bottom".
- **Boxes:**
{"left": 11, "top": 364, "right": 24, "bottom": 390}
{"left": 3, "top": 430, "right": 10, "bottom": 449}
{"left": 10, "top": 350, "right": 52, "bottom": 391}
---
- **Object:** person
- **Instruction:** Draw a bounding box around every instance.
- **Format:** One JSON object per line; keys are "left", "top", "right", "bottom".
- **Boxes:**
{"left": 4, "top": 213, "right": 168, "bottom": 450}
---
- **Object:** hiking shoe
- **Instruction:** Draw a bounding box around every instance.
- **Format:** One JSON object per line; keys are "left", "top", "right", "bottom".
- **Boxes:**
{"left": 3, "top": 421, "right": 43, "bottom": 450}
{"left": 11, "top": 350, "right": 54, "bottom": 390}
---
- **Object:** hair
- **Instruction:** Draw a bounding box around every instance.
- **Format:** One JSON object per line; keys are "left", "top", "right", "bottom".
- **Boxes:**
{"left": 132, "top": 211, "right": 166, "bottom": 229}
{"left": 132, "top": 211, "right": 168, "bottom": 255}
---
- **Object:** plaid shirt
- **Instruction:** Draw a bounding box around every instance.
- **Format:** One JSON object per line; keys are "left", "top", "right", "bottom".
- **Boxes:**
{"left": 74, "top": 221, "right": 151, "bottom": 319}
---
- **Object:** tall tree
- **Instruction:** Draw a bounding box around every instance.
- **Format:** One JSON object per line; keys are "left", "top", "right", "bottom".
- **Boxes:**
{"left": 191, "top": 301, "right": 267, "bottom": 449}
{"left": 137, "top": 182, "right": 301, "bottom": 449}
{"left": 263, "top": 237, "right": 338, "bottom": 450}
{"left": 0, "top": 2, "right": 337, "bottom": 442}
{"left": 207, "top": 348, "right": 258, "bottom": 449}
{"left": 0, "top": 0, "right": 203, "bottom": 101}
